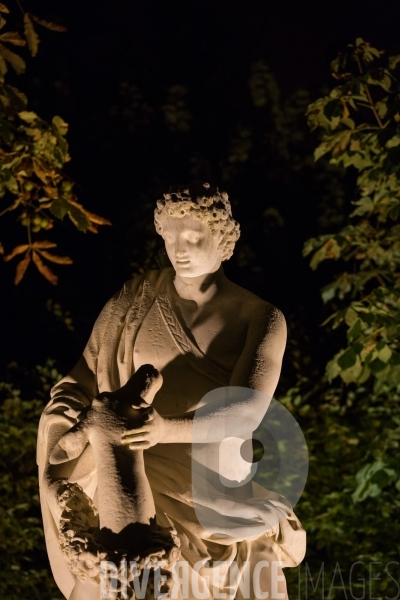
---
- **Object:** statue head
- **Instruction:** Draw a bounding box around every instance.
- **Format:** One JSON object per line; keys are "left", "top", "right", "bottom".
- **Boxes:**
{"left": 154, "top": 182, "right": 240, "bottom": 277}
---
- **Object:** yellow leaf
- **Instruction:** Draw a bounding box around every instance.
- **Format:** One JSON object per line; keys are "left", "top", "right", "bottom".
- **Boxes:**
{"left": 18, "top": 110, "right": 39, "bottom": 123}
{"left": 0, "top": 42, "right": 25, "bottom": 73}
{"left": 0, "top": 3, "right": 9, "bottom": 13}
{"left": 67, "top": 197, "right": 111, "bottom": 226}
{"left": 14, "top": 251, "right": 31, "bottom": 284}
{"left": 43, "top": 185, "right": 58, "bottom": 198}
{"left": 32, "top": 250, "right": 57, "bottom": 284}
{"left": 30, "top": 14, "right": 67, "bottom": 32}
{"left": 341, "top": 100, "right": 350, "bottom": 119}
{"left": 23, "top": 14, "right": 39, "bottom": 57}
{"left": 32, "top": 240, "right": 57, "bottom": 249}
{"left": 4, "top": 244, "right": 30, "bottom": 261}
{"left": 36, "top": 249, "right": 72, "bottom": 264}
{"left": 0, "top": 31, "right": 25, "bottom": 46}
{"left": 33, "top": 158, "right": 49, "bottom": 183}
{"left": 0, "top": 241, "right": 4, "bottom": 254}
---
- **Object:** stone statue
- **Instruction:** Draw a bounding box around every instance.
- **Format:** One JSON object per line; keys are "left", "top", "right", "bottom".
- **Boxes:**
{"left": 37, "top": 182, "right": 306, "bottom": 600}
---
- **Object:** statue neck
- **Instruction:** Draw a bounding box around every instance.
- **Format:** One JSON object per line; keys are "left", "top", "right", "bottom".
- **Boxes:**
{"left": 173, "top": 265, "right": 225, "bottom": 306}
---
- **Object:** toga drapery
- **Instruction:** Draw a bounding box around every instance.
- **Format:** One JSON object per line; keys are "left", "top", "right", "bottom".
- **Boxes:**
{"left": 37, "top": 268, "right": 306, "bottom": 599}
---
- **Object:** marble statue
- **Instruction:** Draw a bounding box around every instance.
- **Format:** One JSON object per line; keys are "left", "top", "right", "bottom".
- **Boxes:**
{"left": 37, "top": 181, "right": 306, "bottom": 600}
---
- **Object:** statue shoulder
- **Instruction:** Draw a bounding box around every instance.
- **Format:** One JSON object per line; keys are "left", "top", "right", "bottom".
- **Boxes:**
{"left": 123, "top": 268, "right": 173, "bottom": 299}
{"left": 225, "top": 279, "right": 286, "bottom": 330}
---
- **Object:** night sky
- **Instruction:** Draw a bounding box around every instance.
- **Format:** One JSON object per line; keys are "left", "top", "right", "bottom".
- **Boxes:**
{"left": 2, "top": 0, "right": 400, "bottom": 377}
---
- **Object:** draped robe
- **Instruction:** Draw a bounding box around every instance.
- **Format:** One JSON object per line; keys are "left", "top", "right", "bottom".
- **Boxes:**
{"left": 37, "top": 268, "right": 306, "bottom": 599}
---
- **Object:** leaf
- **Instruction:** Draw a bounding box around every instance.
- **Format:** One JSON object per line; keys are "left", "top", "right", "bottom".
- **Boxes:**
{"left": 42, "top": 185, "right": 58, "bottom": 198}
{"left": 389, "top": 55, "right": 400, "bottom": 70}
{"left": 52, "top": 115, "right": 68, "bottom": 136}
{"left": 23, "top": 14, "right": 39, "bottom": 57}
{"left": 345, "top": 307, "right": 358, "bottom": 327}
{"left": 369, "top": 358, "right": 387, "bottom": 373}
{"left": 3, "top": 244, "right": 29, "bottom": 262}
{"left": 337, "top": 347, "right": 357, "bottom": 370}
{"left": 14, "top": 251, "right": 30, "bottom": 284}
{"left": 49, "top": 197, "right": 69, "bottom": 220}
{"left": 0, "top": 240, "right": 3, "bottom": 253}
{"left": 32, "top": 250, "right": 57, "bottom": 285}
{"left": 347, "top": 318, "right": 361, "bottom": 341}
{"left": 341, "top": 355, "right": 362, "bottom": 383}
{"left": 67, "top": 204, "right": 91, "bottom": 231}
{"left": 32, "top": 240, "right": 57, "bottom": 249}
{"left": 30, "top": 14, "right": 67, "bottom": 32}
{"left": 0, "top": 53, "right": 6, "bottom": 77}
{"left": 5, "top": 85, "right": 27, "bottom": 110}
{"left": 36, "top": 249, "right": 72, "bottom": 264}
{"left": 67, "top": 198, "right": 111, "bottom": 226}
{"left": 32, "top": 158, "right": 49, "bottom": 183}
{"left": 386, "top": 135, "right": 400, "bottom": 148}
{"left": 18, "top": 110, "right": 39, "bottom": 124}
{"left": 0, "top": 42, "right": 25, "bottom": 74}
{"left": 326, "top": 357, "right": 341, "bottom": 382}
{"left": 0, "top": 32, "right": 25, "bottom": 46}
{"left": 0, "top": 4, "right": 9, "bottom": 13}
{"left": 378, "top": 344, "right": 392, "bottom": 363}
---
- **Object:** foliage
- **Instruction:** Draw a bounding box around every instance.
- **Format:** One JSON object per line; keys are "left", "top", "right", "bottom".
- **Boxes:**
{"left": 304, "top": 38, "right": 400, "bottom": 390}
{"left": 0, "top": 360, "right": 63, "bottom": 599}
{"left": 0, "top": 2, "right": 110, "bottom": 285}
{"left": 280, "top": 330, "right": 400, "bottom": 598}
{"left": 280, "top": 39, "right": 400, "bottom": 599}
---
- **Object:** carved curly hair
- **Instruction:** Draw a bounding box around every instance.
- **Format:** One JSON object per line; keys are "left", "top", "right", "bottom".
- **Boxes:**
{"left": 154, "top": 181, "right": 240, "bottom": 261}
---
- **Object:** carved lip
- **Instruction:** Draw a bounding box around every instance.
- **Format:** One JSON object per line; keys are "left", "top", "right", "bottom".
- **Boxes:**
{"left": 176, "top": 259, "right": 190, "bottom": 264}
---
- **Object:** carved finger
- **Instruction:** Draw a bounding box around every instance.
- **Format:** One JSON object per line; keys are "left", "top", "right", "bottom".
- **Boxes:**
{"left": 128, "top": 441, "right": 150, "bottom": 449}
{"left": 121, "top": 424, "right": 150, "bottom": 436}
{"left": 121, "top": 431, "right": 149, "bottom": 444}
{"left": 49, "top": 421, "right": 89, "bottom": 464}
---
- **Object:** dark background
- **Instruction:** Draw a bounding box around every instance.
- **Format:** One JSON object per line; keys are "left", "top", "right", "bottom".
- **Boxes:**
{"left": 1, "top": 0, "right": 400, "bottom": 380}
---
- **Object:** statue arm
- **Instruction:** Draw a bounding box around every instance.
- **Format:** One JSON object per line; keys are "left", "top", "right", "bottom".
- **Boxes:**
{"left": 123, "top": 303, "right": 287, "bottom": 446}
{"left": 228, "top": 302, "right": 287, "bottom": 396}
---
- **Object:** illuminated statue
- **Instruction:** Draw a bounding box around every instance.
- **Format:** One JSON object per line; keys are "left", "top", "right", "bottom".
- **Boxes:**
{"left": 37, "top": 182, "right": 306, "bottom": 600}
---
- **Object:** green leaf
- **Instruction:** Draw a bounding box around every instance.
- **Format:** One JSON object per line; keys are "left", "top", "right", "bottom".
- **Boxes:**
{"left": 67, "top": 204, "right": 91, "bottom": 231}
{"left": 368, "top": 358, "right": 387, "bottom": 373}
{"left": 344, "top": 307, "right": 358, "bottom": 327}
{"left": 49, "top": 197, "right": 69, "bottom": 220}
{"left": 389, "top": 352, "right": 400, "bottom": 366}
{"left": 378, "top": 345, "right": 392, "bottom": 363}
{"left": 337, "top": 347, "right": 357, "bottom": 370}
{"left": 386, "top": 135, "right": 400, "bottom": 149}
{"left": 326, "top": 357, "right": 341, "bottom": 382}
{"left": 50, "top": 197, "right": 91, "bottom": 231}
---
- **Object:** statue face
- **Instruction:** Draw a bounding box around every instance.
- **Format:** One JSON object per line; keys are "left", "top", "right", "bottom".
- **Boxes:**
{"left": 162, "top": 215, "right": 222, "bottom": 277}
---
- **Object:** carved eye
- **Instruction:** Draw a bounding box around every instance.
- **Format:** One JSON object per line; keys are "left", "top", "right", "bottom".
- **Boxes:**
{"left": 186, "top": 233, "right": 201, "bottom": 243}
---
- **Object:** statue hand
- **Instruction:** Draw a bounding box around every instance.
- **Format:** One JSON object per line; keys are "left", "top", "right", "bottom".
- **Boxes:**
{"left": 120, "top": 406, "right": 167, "bottom": 449}
{"left": 49, "top": 364, "right": 163, "bottom": 464}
